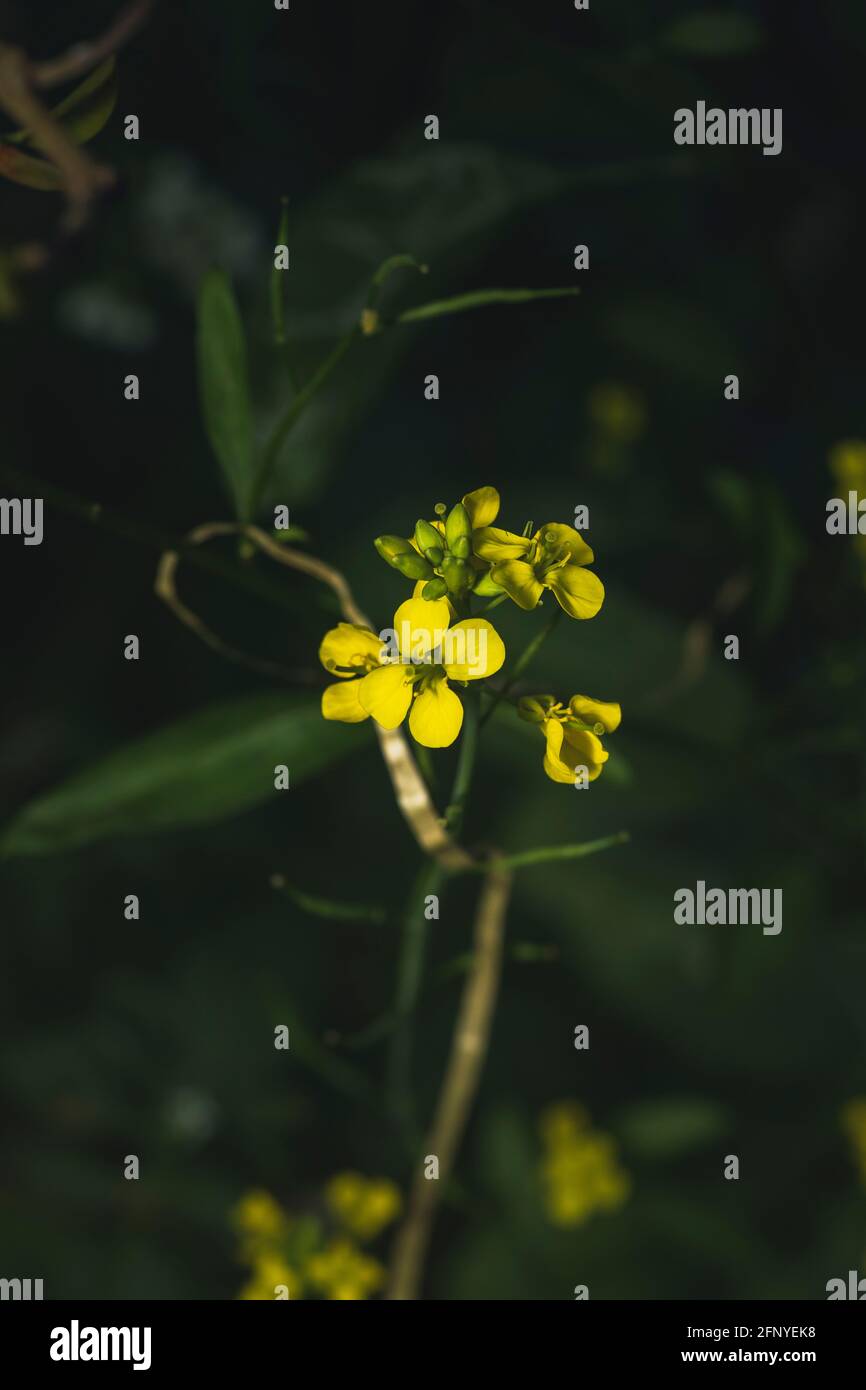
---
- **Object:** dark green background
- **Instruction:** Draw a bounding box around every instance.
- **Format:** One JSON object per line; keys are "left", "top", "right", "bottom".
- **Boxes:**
{"left": 1, "top": 0, "right": 864, "bottom": 1299}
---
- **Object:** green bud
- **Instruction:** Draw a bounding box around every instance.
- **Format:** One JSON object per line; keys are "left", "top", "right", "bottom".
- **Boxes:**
{"left": 415, "top": 519, "right": 442, "bottom": 553}
{"left": 441, "top": 555, "right": 470, "bottom": 593}
{"left": 422, "top": 576, "right": 448, "bottom": 600}
{"left": 393, "top": 551, "right": 434, "bottom": 580}
{"left": 444, "top": 501, "right": 472, "bottom": 550}
{"left": 374, "top": 534, "right": 414, "bottom": 566}
{"left": 451, "top": 535, "right": 471, "bottom": 559}
{"left": 517, "top": 695, "right": 557, "bottom": 724}
{"left": 424, "top": 544, "right": 444, "bottom": 566}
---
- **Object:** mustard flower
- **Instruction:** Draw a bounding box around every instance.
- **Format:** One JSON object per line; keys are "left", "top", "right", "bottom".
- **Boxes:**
{"left": 239, "top": 1252, "right": 302, "bottom": 1300}
{"left": 539, "top": 1101, "right": 631, "bottom": 1229}
{"left": 518, "top": 693, "right": 621, "bottom": 784}
{"left": 473, "top": 522, "right": 604, "bottom": 618}
{"left": 325, "top": 1172, "right": 402, "bottom": 1242}
{"left": 305, "top": 1239, "right": 385, "bottom": 1301}
{"left": 319, "top": 596, "right": 505, "bottom": 748}
{"left": 231, "top": 1188, "right": 288, "bottom": 1242}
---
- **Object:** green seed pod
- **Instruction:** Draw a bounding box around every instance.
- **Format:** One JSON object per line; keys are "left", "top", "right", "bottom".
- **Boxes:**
{"left": 422, "top": 576, "right": 448, "bottom": 600}
{"left": 392, "top": 551, "right": 434, "bottom": 581}
{"left": 444, "top": 501, "right": 472, "bottom": 550}
{"left": 451, "top": 535, "right": 471, "bottom": 559}
{"left": 442, "top": 554, "right": 470, "bottom": 593}
{"left": 374, "top": 534, "right": 415, "bottom": 568}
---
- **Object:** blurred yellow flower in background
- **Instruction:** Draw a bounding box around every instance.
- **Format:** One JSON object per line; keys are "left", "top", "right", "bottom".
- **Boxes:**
{"left": 539, "top": 1101, "right": 631, "bottom": 1228}
{"left": 841, "top": 1098, "right": 866, "bottom": 1186}
{"left": 306, "top": 1239, "right": 385, "bottom": 1301}
{"left": 325, "top": 1171, "right": 402, "bottom": 1241}
{"left": 239, "top": 1251, "right": 302, "bottom": 1301}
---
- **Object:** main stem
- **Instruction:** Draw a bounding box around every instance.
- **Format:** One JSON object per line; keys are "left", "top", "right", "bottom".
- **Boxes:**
{"left": 386, "top": 687, "right": 481, "bottom": 1130}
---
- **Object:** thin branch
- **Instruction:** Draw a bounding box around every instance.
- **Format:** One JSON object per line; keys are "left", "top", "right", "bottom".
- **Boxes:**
{"left": 386, "top": 855, "right": 512, "bottom": 1300}
{"left": 31, "top": 0, "right": 155, "bottom": 88}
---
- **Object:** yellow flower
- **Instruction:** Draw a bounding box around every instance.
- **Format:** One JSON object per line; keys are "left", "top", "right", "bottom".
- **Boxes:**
{"left": 231, "top": 1189, "right": 288, "bottom": 1241}
{"left": 518, "top": 693, "right": 620, "bottom": 785}
{"left": 319, "top": 596, "right": 505, "bottom": 748}
{"left": 306, "top": 1239, "right": 385, "bottom": 1301}
{"left": 829, "top": 440, "right": 866, "bottom": 493}
{"left": 325, "top": 1172, "right": 402, "bottom": 1242}
{"left": 238, "top": 1252, "right": 302, "bottom": 1300}
{"left": 539, "top": 1101, "right": 631, "bottom": 1229}
{"left": 474, "top": 522, "right": 604, "bottom": 618}
{"left": 841, "top": 1098, "right": 866, "bottom": 1186}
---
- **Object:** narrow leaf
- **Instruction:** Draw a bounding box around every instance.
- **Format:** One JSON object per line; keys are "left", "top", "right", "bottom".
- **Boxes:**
{"left": 398, "top": 285, "right": 580, "bottom": 324}
{"left": 270, "top": 875, "right": 387, "bottom": 924}
{"left": 1, "top": 695, "right": 365, "bottom": 858}
{"left": 196, "top": 269, "right": 254, "bottom": 518}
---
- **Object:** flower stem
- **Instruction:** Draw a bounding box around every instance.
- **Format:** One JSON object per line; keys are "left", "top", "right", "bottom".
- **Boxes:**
{"left": 387, "top": 686, "right": 482, "bottom": 1130}
{"left": 480, "top": 607, "right": 561, "bottom": 727}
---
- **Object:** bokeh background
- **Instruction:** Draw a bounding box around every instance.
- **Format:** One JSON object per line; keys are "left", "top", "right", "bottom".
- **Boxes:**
{"left": 1, "top": 0, "right": 865, "bottom": 1299}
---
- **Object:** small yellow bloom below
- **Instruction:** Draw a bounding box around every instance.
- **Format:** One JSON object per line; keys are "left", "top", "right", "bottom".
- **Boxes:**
{"left": 325, "top": 1171, "right": 402, "bottom": 1241}
{"left": 239, "top": 1252, "right": 301, "bottom": 1300}
{"left": 232, "top": 1189, "right": 288, "bottom": 1241}
{"left": 518, "top": 693, "right": 621, "bottom": 785}
{"left": 306, "top": 1239, "right": 385, "bottom": 1301}
{"left": 841, "top": 1098, "right": 866, "bottom": 1186}
{"left": 539, "top": 1101, "right": 631, "bottom": 1228}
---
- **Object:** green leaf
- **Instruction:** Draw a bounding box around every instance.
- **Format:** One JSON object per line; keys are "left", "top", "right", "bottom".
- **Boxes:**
{"left": 663, "top": 12, "right": 764, "bottom": 57}
{"left": 5, "top": 58, "right": 118, "bottom": 148}
{"left": 398, "top": 285, "right": 580, "bottom": 324}
{"left": 1, "top": 695, "right": 365, "bottom": 858}
{"left": 196, "top": 269, "right": 254, "bottom": 518}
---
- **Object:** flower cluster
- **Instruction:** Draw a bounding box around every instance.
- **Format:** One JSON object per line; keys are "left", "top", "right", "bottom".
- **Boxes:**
{"left": 232, "top": 1173, "right": 401, "bottom": 1300}
{"left": 539, "top": 1101, "right": 631, "bottom": 1228}
{"left": 829, "top": 440, "right": 866, "bottom": 586}
{"left": 318, "top": 485, "right": 619, "bottom": 767}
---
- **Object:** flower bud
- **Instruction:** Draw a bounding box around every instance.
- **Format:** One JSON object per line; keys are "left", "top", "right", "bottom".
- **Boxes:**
{"left": 518, "top": 695, "right": 557, "bottom": 723}
{"left": 444, "top": 501, "right": 472, "bottom": 550}
{"left": 441, "top": 555, "right": 470, "bottom": 593}
{"left": 414, "top": 519, "right": 442, "bottom": 553}
{"left": 374, "top": 534, "right": 414, "bottom": 566}
{"left": 393, "top": 551, "right": 434, "bottom": 580}
{"left": 422, "top": 576, "right": 448, "bottom": 600}
{"left": 451, "top": 535, "right": 471, "bottom": 559}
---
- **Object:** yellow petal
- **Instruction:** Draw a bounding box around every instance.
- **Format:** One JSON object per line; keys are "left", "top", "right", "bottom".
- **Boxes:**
{"left": 357, "top": 664, "right": 414, "bottom": 729}
{"left": 490, "top": 559, "right": 544, "bottom": 611}
{"left": 409, "top": 678, "right": 464, "bottom": 747}
{"left": 441, "top": 618, "right": 505, "bottom": 681}
{"left": 568, "top": 693, "right": 621, "bottom": 732}
{"left": 473, "top": 526, "right": 531, "bottom": 562}
{"left": 392, "top": 596, "right": 452, "bottom": 662}
{"left": 547, "top": 564, "right": 604, "bottom": 619}
{"left": 462, "top": 486, "right": 500, "bottom": 529}
{"left": 542, "top": 719, "right": 576, "bottom": 784}
{"left": 319, "top": 622, "right": 383, "bottom": 676}
{"left": 535, "top": 523, "right": 594, "bottom": 566}
{"left": 322, "top": 680, "right": 370, "bottom": 723}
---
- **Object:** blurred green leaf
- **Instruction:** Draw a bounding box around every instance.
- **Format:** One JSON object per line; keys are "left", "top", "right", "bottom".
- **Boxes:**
{"left": 662, "top": 11, "right": 764, "bottom": 57}
{"left": 197, "top": 269, "right": 254, "bottom": 518}
{"left": 5, "top": 59, "right": 118, "bottom": 148}
{"left": 1, "top": 695, "right": 365, "bottom": 857}
{"left": 398, "top": 285, "right": 580, "bottom": 325}
{"left": 614, "top": 1097, "right": 731, "bottom": 1158}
